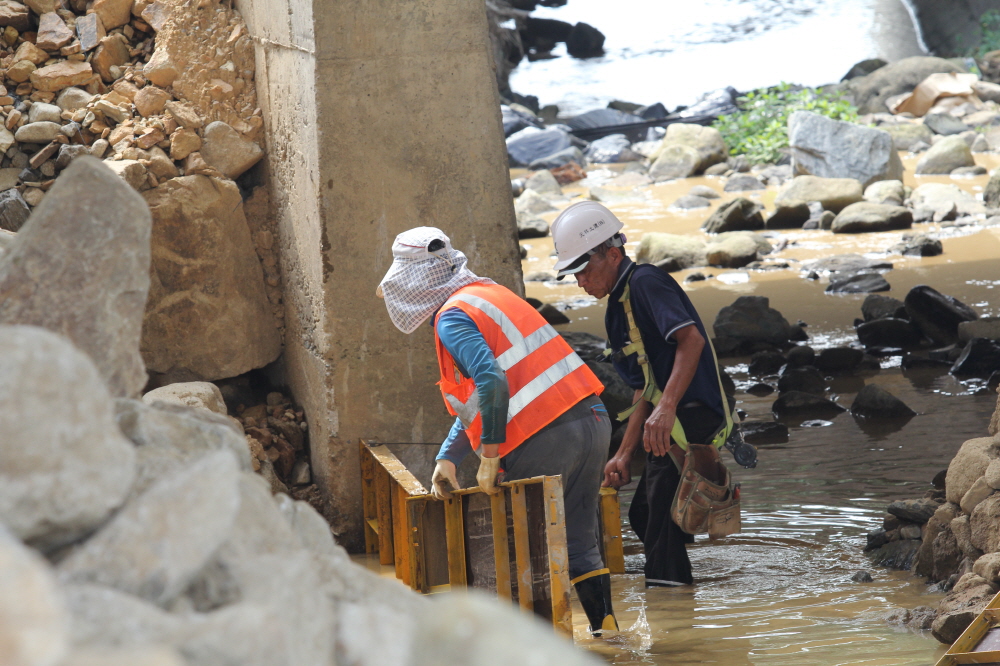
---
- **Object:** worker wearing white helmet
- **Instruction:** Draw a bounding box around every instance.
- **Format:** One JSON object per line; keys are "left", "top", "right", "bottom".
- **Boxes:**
{"left": 552, "top": 201, "right": 732, "bottom": 587}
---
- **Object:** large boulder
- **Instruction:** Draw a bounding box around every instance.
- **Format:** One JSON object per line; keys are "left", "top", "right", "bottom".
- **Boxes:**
{"left": 862, "top": 294, "right": 906, "bottom": 322}
{"left": 946, "top": 437, "right": 1000, "bottom": 505}
{"left": 650, "top": 123, "right": 727, "bottom": 175}
{"left": 826, "top": 273, "right": 891, "bottom": 293}
{"left": 904, "top": 284, "right": 978, "bottom": 346}
{"left": 952, "top": 338, "right": 1000, "bottom": 377}
{"left": 856, "top": 317, "right": 923, "bottom": 348}
{"left": 959, "top": 318, "right": 1000, "bottom": 343}
{"left": 863, "top": 180, "right": 905, "bottom": 206}
{"left": 0, "top": 326, "right": 136, "bottom": 551}
{"left": 772, "top": 391, "right": 846, "bottom": 419}
{"left": 505, "top": 128, "right": 572, "bottom": 168}
{"left": 788, "top": 111, "right": 903, "bottom": 187}
{"left": 0, "top": 157, "right": 151, "bottom": 397}
{"left": 882, "top": 123, "right": 934, "bottom": 151}
{"left": 774, "top": 175, "right": 863, "bottom": 213}
{"left": 932, "top": 573, "right": 997, "bottom": 644}
{"left": 704, "top": 231, "right": 760, "bottom": 268}
{"left": 910, "top": 182, "right": 985, "bottom": 217}
{"left": 635, "top": 232, "right": 707, "bottom": 270}
{"left": 915, "top": 136, "right": 975, "bottom": 175}
{"left": 0, "top": 525, "right": 69, "bottom": 666}
{"left": 850, "top": 384, "right": 916, "bottom": 419}
{"left": 648, "top": 144, "right": 702, "bottom": 181}
{"left": 701, "top": 197, "right": 763, "bottom": 233}
{"left": 830, "top": 202, "right": 913, "bottom": 233}
{"left": 142, "top": 176, "right": 281, "bottom": 382}
{"left": 845, "top": 56, "right": 964, "bottom": 114}
{"left": 199, "top": 121, "right": 263, "bottom": 180}
{"left": 713, "top": 296, "right": 790, "bottom": 345}
{"left": 58, "top": 450, "right": 241, "bottom": 608}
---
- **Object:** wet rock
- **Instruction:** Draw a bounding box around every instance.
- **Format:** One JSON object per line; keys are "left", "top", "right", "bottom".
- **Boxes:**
{"left": 842, "top": 58, "right": 887, "bottom": 80}
{"left": 0, "top": 157, "right": 151, "bottom": 396}
{"left": 738, "top": 420, "right": 788, "bottom": 444}
{"left": 826, "top": 272, "right": 891, "bottom": 293}
{"left": 905, "top": 284, "right": 978, "bottom": 346}
{"left": 933, "top": 610, "right": 978, "bottom": 645}
{"left": 723, "top": 173, "right": 765, "bottom": 191}
{"left": 635, "top": 232, "right": 706, "bottom": 269}
{"left": 911, "top": 182, "right": 985, "bottom": 216}
{"left": 714, "top": 296, "right": 791, "bottom": 346}
{"left": 774, "top": 175, "right": 864, "bottom": 213}
{"left": 506, "top": 128, "right": 572, "bottom": 168}
{"left": 856, "top": 318, "right": 922, "bottom": 348}
{"left": 831, "top": 202, "right": 912, "bottom": 233}
{"left": 704, "top": 231, "right": 759, "bottom": 268}
{"left": 0, "top": 189, "right": 30, "bottom": 232}
{"left": 815, "top": 347, "right": 864, "bottom": 373}
{"left": 883, "top": 123, "right": 934, "bottom": 151}
{"left": 916, "top": 135, "right": 975, "bottom": 175}
{"left": 952, "top": 338, "right": 1000, "bottom": 377}
{"left": 566, "top": 21, "right": 605, "bottom": 58}
{"left": 786, "top": 345, "right": 815, "bottom": 367}
{"left": 924, "top": 113, "right": 969, "bottom": 136}
{"left": 536, "top": 302, "right": 569, "bottom": 325}
{"left": 846, "top": 56, "right": 963, "bottom": 115}
{"left": 746, "top": 382, "right": 775, "bottom": 396}
{"left": 199, "top": 121, "right": 263, "bottom": 180}
{"left": 0, "top": 326, "right": 137, "bottom": 550}
{"left": 748, "top": 350, "right": 785, "bottom": 376}
{"left": 889, "top": 233, "right": 943, "bottom": 257}
{"left": 959, "top": 318, "right": 1000, "bottom": 342}
{"left": 867, "top": 538, "right": 920, "bottom": 570}
{"left": 788, "top": 111, "right": 903, "bottom": 187}
{"left": 688, "top": 185, "right": 720, "bottom": 199}
{"left": 888, "top": 498, "right": 938, "bottom": 525}
{"left": 59, "top": 450, "right": 241, "bottom": 607}
{"left": 701, "top": 197, "right": 763, "bottom": 233}
{"left": 772, "top": 390, "right": 845, "bottom": 419}
{"left": 0, "top": 525, "right": 68, "bottom": 666}
{"left": 863, "top": 179, "right": 904, "bottom": 205}
{"left": 529, "top": 146, "right": 583, "bottom": 171}
{"left": 766, "top": 201, "right": 811, "bottom": 229}
{"left": 866, "top": 527, "right": 888, "bottom": 551}
{"left": 778, "top": 367, "right": 826, "bottom": 396}
{"left": 807, "top": 254, "right": 893, "bottom": 275}
{"left": 650, "top": 123, "right": 727, "bottom": 178}
{"left": 672, "top": 194, "right": 711, "bottom": 209}
{"left": 851, "top": 384, "right": 915, "bottom": 419}
{"left": 142, "top": 382, "right": 228, "bottom": 416}
{"left": 932, "top": 573, "right": 997, "bottom": 643}
{"left": 947, "top": 437, "right": 999, "bottom": 505}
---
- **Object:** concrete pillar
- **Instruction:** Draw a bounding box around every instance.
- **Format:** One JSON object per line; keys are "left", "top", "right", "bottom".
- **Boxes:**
{"left": 237, "top": 0, "right": 520, "bottom": 549}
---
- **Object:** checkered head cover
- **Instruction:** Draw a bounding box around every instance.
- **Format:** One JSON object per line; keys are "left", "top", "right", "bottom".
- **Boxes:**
{"left": 379, "top": 227, "right": 493, "bottom": 334}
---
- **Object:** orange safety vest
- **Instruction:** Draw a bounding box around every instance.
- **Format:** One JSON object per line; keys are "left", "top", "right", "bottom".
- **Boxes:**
{"left": 434, "top": 282, "right": 604, "bottom": 457}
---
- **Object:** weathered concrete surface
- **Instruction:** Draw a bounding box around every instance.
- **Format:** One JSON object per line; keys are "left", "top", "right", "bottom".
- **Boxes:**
{"left": 236, "top": 0, "right": 521, "bottom": 547}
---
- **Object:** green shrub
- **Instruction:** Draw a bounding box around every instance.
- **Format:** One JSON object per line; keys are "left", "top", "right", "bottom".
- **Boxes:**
{"left": 974, "top": 9, "right": 1000, "bottom": 58}
{"left": 711, "top": 83, "right": 859, "bottom": 165}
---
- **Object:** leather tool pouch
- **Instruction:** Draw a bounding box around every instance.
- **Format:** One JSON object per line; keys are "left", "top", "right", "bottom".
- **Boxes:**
{"left": 670, "top": 442, "right": 741, "bottom": 539}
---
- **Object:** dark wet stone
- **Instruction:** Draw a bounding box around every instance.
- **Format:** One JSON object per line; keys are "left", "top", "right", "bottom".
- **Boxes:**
{"left": 778, "top": 367, "right": 826, "bottom": 396}
{"left": 852, "top": 570, "right": 874, "bottom": 583}
{"left": 536, "top": 303, "right": 569, "bottom": 325}
{"left": 951, "top": 338, "right": 1000, "bottom": 377}
{"left": 746, "top": 382, "right": 775, "bottom": 397}
{"left": 856, "top": 317, "right": 923, "bottom": 348}
{"left": 815, "top": 347, "right": 864, "bottom": 373}
{"left": 772, "top": 390, "right": 845, "bottom": 419}
{"left": 867, "top": 538, "right": 921, "bottom": 570}
{"left": 766, "top": 201, "right": 811, "bottom": 229}
{"left": 786, "top": 345, "right": 815, "bottom": 367}
{"left": 888, "top": 498, "right": 938, "bottom": 525}
{"left": 862, "top": 294, "right": 907, "bottom": 322}
{"left": 748, "top": 350, "right": 785, "bottom": 377}
{"left": 866, "top": 527, "right": 889, "bottom": 551}
{"left": 807, "top": 253, "right": 893, "bottom": 274}
{"left": 933, "top": 469, "right": 947, "bottom": 490}
{"left": 904, "top": 284, "right": 978, "bottom": 346}
{"left": 684, "top": 272, "right": 707, "bottom": 283}
{"left": 901, "top": 354, "right": 951, "bottom": 371}
{"left": 713, "top": 296, "right": 791, "bottom": 345}
{"left": 851, "top": 384, "right": 917, "bottom": 419}
{"left": 826, "top": 272, "right": 890, "bottom": 294}
{"left": 738, "top": 420, "right": 788, "bottom": 444}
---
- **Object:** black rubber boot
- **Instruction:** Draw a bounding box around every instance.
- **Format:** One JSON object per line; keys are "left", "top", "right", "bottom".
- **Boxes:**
{"left": 573, "top": 572, "right": 618, "bottom": 636}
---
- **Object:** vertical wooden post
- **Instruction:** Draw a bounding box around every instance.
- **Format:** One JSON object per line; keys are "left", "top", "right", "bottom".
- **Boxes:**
{"left": 407, "top": 497, "right": 428, "bottom": 593}
{"left": 510, "top": 484, "right": 533, "bottom": 611}
{"left": 392, "top": 484, "right": 411, "bottom": 584}
{"left": 599, "top": 487, "right": 626, "bottom": 575}
{"left": 543, "top": 476, "right": 572, "bottom": 635}
{"left": 359, "top": 444, "right": 379, "bottom": 554}
{"left": 374, "top": 465, "right": 394, "bottom": 565}
{"left": 444, "top": 496, "right": 467, "bottom": 587}
{"left": 491, "top": 490, "right": 512, "bottom": 600}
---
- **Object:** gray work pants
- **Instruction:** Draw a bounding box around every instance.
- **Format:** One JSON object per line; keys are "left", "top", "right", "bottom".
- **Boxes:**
{"left": 501, "top": 396, "right": 612, "bottom": 580}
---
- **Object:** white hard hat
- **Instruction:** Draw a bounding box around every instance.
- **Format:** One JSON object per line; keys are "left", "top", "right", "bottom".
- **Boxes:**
{"left": 551, "top": 201, "right": 625, "bottom": 277}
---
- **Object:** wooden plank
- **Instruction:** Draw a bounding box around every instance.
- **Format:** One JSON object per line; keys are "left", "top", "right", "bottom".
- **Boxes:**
{"left": 599, "top": 487, "right": 626, "bottom": 575}
{"left": 374, "top": 465, "right": 394, "bottom": 565}
{"left": 942, "top": 652, "right": 1000, "bottom": 665}
{"left": 406, "top": 497, "right": 428, "bottom": 593}
{"left": 463, "top": 492, "right": 497, "bottom": 591}
{"left": 491, "top": 490, "right": 512, "bottom": 600}
{"left": 392, "top": 483, "right": 411, "bottom": 585}
{"left": 359, "top": 443, "right": 379, "bottom": 553}
{"left": 365, "top": 442, "right": 428, "bottom": 496}
{"left": 525, "top": 481, "right": 553, "bottom": 624}
{"left": 444, "top": 496, "right": 467, "bottom": 587}
{"left": 510, "top": 484, "right": 533, "bottom": 611}
{"left": 542, "top": 476, "right": 572, "bottom": 634}
{"left": 952, "top": 614, "right": 996, "bottom": 655}
{"left": 421, "top": 500, "right": 450, "bottom": 589}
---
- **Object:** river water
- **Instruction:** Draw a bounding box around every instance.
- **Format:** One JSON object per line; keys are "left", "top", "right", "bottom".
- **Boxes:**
{"left": 509, "top": 0, "right": 925, "bottom": 115}
{"left": 518, "top": 154, "right": 1000, "bottom": 663}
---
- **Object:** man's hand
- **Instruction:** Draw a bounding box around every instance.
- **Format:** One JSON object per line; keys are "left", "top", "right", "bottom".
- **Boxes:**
{"left": 431, "top": 460, "right": 459, "bottom": 500}
{"left": 643, "top": 401, "right": 677, "bottom": 458}
{"left": 602, "top": 456, "right": 631, "bottom": 489}
{"left": 476, "top": 454, "right": 501, "bottom": 495}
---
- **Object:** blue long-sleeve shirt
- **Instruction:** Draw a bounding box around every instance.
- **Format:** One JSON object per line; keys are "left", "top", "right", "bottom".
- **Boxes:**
{"left": 434, "top": 308, "right": 509, "bottom": 466}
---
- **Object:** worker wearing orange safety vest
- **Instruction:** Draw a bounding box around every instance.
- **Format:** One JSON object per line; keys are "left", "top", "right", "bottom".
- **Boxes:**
{"left": 378, "top": 227, "right": 619, "bottom": 635}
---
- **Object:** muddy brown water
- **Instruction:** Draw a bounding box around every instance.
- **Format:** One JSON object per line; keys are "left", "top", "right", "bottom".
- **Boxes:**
{"left": 534, "top": 153, "right": 1000, "bottom": 663}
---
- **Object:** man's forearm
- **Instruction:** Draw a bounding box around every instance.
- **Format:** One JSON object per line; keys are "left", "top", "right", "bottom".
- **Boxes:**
{"left": 657, "top": 325, "right": 705, "bottom": 410}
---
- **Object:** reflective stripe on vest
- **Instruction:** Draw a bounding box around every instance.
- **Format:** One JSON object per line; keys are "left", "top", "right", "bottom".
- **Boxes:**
{"left": 447, "top": 293, "right": 560, "bottom": 371}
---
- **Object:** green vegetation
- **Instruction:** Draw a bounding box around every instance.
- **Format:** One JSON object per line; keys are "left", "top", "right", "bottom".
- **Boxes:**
{"left": 711, "top": 83, "right": 859, "bottom": 165}
{"left": 973, "top": 10, "right": 1000, "bottom": 58}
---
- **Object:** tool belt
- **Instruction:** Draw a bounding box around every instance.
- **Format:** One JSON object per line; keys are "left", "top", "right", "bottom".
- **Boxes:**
{"left": 607, "top": 266, "right": 741, "bottom": 539}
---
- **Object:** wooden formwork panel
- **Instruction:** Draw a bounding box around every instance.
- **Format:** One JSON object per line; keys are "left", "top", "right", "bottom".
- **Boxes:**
{"left": 599, "top": 486, "right": 626, "bottom": 574}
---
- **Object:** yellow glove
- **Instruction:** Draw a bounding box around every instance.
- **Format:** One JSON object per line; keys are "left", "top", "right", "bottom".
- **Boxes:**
{"left": 476, "top": 455, "right": 501, "bottom": 495}
{"left": 431, "top": 460, "right": 459, "bottom": 500}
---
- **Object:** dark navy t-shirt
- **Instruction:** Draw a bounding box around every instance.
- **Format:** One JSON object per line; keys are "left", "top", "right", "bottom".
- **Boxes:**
{"left": 605, "top": 258, "right": 725, "bottom": 419}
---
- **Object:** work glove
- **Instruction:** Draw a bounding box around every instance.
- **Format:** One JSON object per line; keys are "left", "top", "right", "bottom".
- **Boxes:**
{"left": 431, "top": 460, "right": 459, "bottom": 500}
{"left": 476, "top": 455, "right": 501, "bottom": 495}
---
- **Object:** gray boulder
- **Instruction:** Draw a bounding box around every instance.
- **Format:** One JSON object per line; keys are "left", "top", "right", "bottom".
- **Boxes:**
{"left": 910, "top": 182, "right": 984, "bottom": 216}
{"left": 806, "top": 253, "right": 893, "bottom": 275}
{"left": 772, "top": 391, "right": 846, "bottom": 419}
{"left": 723, "top": 173, "right": 765, "bottom": 191}
{"left": 845, "top": 56, "right": 964, "bottom": 114}
{"left": 527, "top": 146, "right": 584, "bottom": 171}
{"left": 831, "top": 202, "right": 913, "bottom": 233}
{"left": 0, "top": 157, "right": 151, "bottom": 397}
{"left": 882, "top": 123, "right": 934, "bottom": 151}
{"left": 58, "top": 450, "right": 242, "bottom": 607}
{"left": 516, "top": 212, "right": 549, "bottom": 239}
{"left": 985, "top": 170, "right": 1000, "bottom": 208}
{"left": 774, "top": 175, "right": 863, "bottom": 213}
{"left": 826, "top": 273, "right": 891, "bottom": 293}
{"left": 946, "top": 437, "right": 999, "bottom": 505}
{"left": 0, "top": 525, "right": 69, "bottom": 666}
{"left": 924, "top": 113, "right": 969, "bottom": 136}
{"left": 850, "top": 384, "right": 916, "bottom": 419}
{"left": 701, "top": 197, "right": 763, "bottom": 233}
{"left": 0, "top": 326, "right": 136, "bottom": 551}
{"left": 650, "top": 123, "right": 728, "bottom": 179}
{"left": 635, "top": 232, "right": 707, "bottom": 270}
{"left": 916, "top": 136, "right": 975, "bottom": 175}
{"left": 863, "top": 179, "right": 904, "bottom": 205}
{"left": 889, "top": 233, "right": 942, "bottom": 257}
{"left": 524, "top": 169, "right": 562, "bottom": 196}
{"left": 506, "top": 128, "right": 572, "bottom": 167}
{"left": 672, "top": 194, "right": 711, "bottom": 209}
{"left": 765, "top": 201, "right": 811, "bottom": 229}
{"left": 714, "top": 296, "right": 790, "bottom": 345}
{"left": 959, "top": 318, "right": 1000, "bottom": 342}
{"left": 0, "top": 188, "right": 30, "bottom": 232}
{"left": 705, "top": 232, "right": 760, "bottom": 268}
{"left": 688, "top": 185, "right": 720, "bottom": 199}
{"left": 788, "top": 111, "right": 903, "bottom": 188}
{"left": 649, "top": 144, "right": 701, "bottom": 181}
